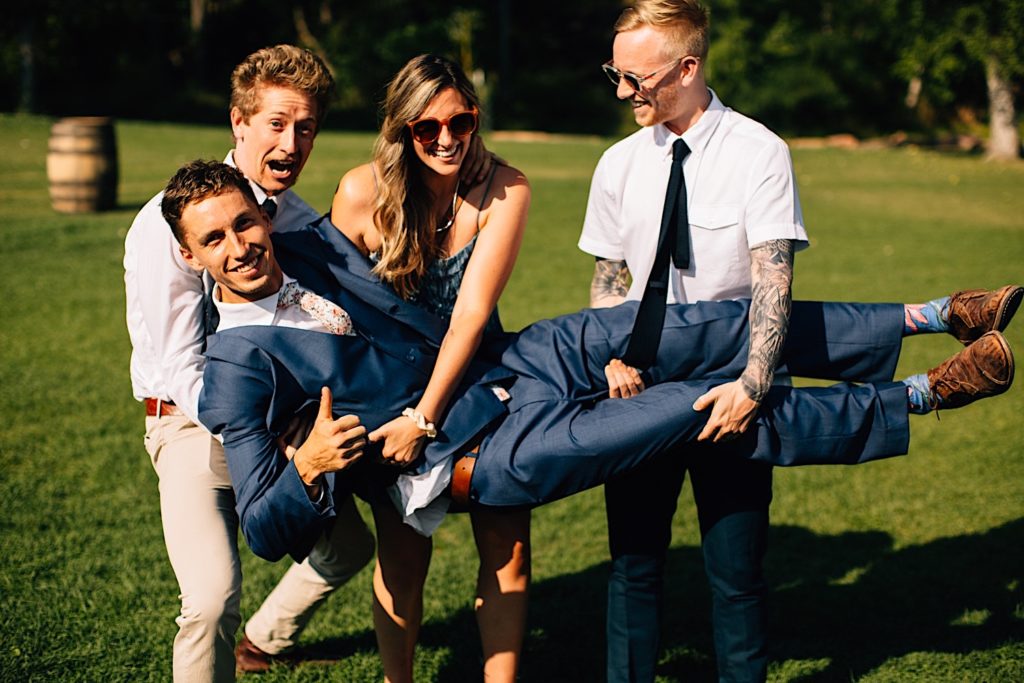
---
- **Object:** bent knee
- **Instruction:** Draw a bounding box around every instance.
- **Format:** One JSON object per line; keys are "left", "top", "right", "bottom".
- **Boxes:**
{"left": 314, "top": 526, "right": 376, "bottom": 586}
{"left": 177, "top": 588, "right": 241, "bottom": 634}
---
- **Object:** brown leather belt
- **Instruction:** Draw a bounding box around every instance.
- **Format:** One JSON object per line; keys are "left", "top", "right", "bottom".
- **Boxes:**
{"left": 145, "top": 398, "right": 182, "bottom": 417}
{"left": 450, "top": 445, "right": 479, "bottom": 506}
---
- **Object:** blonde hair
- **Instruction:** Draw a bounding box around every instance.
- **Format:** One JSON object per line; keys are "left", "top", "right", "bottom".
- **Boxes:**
{"left": 371, "top": 54, "right": 480, "bottom": 299}
{"left": 615, "top": 0, "right": 710, "bottom": 61}
{"left": 230, "top": 45, "right": 334, "bottom": 128}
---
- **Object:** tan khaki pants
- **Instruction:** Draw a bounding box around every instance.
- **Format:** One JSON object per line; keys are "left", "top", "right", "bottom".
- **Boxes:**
{"left": 145, "top": 415, "right": 373, "bottom": 682}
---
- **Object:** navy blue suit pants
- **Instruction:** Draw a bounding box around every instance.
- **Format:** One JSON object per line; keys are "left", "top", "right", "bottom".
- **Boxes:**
{"left": 605, "top": 448, "right": 771, "bottom": 683}
{"left": 597, "top": 299, "right": 905, "bottom": 682}
{"left": 470, "top": 299, "right": 907, "bottom": 507}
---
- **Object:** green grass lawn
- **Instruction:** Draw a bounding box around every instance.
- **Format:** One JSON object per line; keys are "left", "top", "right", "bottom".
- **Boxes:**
{"left": 1, "top": 112, "right": 1022, "bottom": 682}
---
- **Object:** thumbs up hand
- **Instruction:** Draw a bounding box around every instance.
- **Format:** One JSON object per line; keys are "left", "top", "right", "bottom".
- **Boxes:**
{"left": 292, "top": 387, "right": 367, "bottom": 485}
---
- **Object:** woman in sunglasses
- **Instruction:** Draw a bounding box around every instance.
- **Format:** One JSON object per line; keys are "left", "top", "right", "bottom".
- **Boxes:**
{"left": 330, "top": 54, "right": 531, "bottom": 683}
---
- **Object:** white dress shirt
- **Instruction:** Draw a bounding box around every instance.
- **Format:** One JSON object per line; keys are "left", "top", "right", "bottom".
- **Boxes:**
{"left": 579, "top": 89, "right": 809, "bottom": 304}
{"left": 124, "top": 151, "right": 320, "bottom": 425}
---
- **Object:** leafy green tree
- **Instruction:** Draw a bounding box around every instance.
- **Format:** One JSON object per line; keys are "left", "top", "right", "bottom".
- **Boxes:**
{"left": 895, "top": 0, "right": 1023, "bottom": 159}
{"left": 706, "top": 0, "right": 911, "bottom": 137}
{"left": 8, "top": 0, "right": 1017, "bottom": 150}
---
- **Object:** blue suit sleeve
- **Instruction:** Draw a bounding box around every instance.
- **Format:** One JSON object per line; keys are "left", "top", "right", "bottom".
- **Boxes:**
{"left": 199, "top": 348, "right": 334, "bottom": 562}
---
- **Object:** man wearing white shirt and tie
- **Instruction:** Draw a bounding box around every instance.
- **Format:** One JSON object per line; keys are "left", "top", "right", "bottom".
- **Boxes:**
{"left": 578, "top": 2, "right": 807, "bottom": 681}
{"left": 123, "top": 45, "right": 374, "bottom": 681}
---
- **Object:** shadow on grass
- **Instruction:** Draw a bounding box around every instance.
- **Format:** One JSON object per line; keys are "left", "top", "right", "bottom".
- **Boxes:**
{"left": 301, "top": 519, "right": 1023, "bottom": 682}
{"left": 290, "top": 629, "right": 379, "bottom": 666}
{"left": 767, "top": 519, "right": 1024, "bottom": 682}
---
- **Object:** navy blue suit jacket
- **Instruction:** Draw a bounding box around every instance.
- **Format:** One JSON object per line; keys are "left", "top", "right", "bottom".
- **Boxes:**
{"left": 200, "top": 218, "right": 512, "bottom": 561}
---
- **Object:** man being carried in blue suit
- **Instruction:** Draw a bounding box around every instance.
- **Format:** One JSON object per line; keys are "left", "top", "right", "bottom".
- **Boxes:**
{"left": 164, "top": 160, "right": 1018, "bottom": 562}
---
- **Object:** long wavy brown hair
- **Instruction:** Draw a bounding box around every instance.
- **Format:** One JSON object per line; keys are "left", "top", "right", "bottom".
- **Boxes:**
{"left": 371, "top": 54, "right": 480, "bottom": 299}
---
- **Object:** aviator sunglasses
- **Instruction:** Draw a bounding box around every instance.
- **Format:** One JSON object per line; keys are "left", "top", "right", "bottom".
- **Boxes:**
{"left": 406, "top": 108, "right": 479, "bottom": 144}
{"left": 601, "top": 57, "right": 688, "bottom": 92}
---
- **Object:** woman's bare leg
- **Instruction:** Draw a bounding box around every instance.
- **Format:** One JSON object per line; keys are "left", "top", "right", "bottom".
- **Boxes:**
{"left": 471, "top": 506, "right": 531, "bottom": 682}
{"left": 371, "top": 500, "right": 433, "bottom": 683}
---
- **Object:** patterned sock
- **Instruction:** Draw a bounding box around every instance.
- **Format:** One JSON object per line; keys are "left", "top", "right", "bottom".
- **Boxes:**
{"left": 902, "top": 373, "right": 934, "bottom": 414}
{"left": 903, "top": 297, "right": 950, "bottom": 336}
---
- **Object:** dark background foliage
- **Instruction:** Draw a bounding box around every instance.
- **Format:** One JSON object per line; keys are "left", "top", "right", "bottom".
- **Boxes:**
{"left": 1, "top": 0, "right": 1020, "bottom": 139}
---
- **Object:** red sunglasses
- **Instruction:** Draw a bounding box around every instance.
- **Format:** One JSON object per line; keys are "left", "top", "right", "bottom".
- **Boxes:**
{"left": 406, "top": 108, "right": 479, "bottom": 144}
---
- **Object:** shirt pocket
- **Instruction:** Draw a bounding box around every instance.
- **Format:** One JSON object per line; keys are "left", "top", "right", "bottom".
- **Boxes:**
{"left": 688, "top": 204, "right": 739, "bottom": 232}
{"left": 685, "top": 204, "right": 746, "bottom": 292}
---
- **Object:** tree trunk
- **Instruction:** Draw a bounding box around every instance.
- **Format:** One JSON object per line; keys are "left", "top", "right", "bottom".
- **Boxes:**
{"left": 18, "top": 17, "right": 34, "bottom": 113}
{"left": 985, "top": 56, "right": 1020, "bottom": 160}
{"left": 189, "top": 0, "right": 206, "bottom": 84}
{"left": 292, "top": 6, "right": 336, "bottom": 77}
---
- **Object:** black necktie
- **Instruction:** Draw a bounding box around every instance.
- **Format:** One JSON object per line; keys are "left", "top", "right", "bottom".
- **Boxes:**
{"left": 621, "top": 138, "right": 691, "bottom": 369}
{"left": 262, "top": 198, "right": 278, "bottom": 220}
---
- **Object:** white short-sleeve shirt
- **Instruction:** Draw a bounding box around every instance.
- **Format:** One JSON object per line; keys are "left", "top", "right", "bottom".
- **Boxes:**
{"left": 579, "top": 89, "right": 808, "bottom": 304}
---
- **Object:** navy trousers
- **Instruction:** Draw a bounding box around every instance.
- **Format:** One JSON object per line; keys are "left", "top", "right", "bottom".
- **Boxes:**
{"left": 469, "top": 299, "right": 907, "bottom": 507}
{"left": 592, "top": 300, "right": 906, "bottom": 682}
{"left": 605, "top": 445, "right": 771, "bottom": 683}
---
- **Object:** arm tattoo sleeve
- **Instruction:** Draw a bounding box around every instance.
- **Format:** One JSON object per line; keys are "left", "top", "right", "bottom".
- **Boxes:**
{"left": 590, "top": 257, "right": 631, "bottom": 308}
{"left": 741, "top": 239, "right": 794, "bottom": 403}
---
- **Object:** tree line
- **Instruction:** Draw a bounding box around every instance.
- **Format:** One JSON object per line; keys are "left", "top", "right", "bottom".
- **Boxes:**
{"left": 2, "top": 0, "right": 1020, "bottom": 158}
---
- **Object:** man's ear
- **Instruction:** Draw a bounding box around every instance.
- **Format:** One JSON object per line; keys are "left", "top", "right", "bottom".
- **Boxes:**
{"left": 179, "top": 245, "right": 205, "bottom": 274}
{"left": 230, "top": 106, "right": 245, "bottom": 142}
{"left": 680, "top": 56, "right": 702, "bottom": 85}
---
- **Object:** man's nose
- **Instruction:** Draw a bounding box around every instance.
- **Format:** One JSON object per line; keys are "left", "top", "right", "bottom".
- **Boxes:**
{"left": 616, "top": 77, "right": 635, "bottom": 101}
{"left": 278, "top": 125, "right": 297, "bottom": 153}
{"left": 225, "top": 231, "right": 248, "bottom": 258}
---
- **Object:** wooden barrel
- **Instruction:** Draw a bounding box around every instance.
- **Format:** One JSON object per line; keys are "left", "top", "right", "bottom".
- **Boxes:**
{"left": 46, "top": 117, "right": 119, "bottom": 213}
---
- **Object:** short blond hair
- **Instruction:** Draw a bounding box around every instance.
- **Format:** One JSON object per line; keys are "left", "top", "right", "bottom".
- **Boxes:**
{"left": 230, "top": 45, "right": 334, "bottom": 128}
{"left": 615, "top": 0, "right": 709, "bottom": 61}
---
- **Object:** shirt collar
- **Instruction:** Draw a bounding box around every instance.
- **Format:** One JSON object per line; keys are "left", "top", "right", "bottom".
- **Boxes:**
{"left": 213, "top": 274, "right": 295, "bottom": 331}
{"left": 652, "top": 88, "right": 726, "bottom": 159}
{"left": 224, "top": 150, "right": 279, "bottom": 211}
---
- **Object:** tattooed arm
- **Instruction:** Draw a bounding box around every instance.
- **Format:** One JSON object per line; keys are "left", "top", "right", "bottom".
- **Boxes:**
{"left": 590, "top": 258, "right": 647, "bottom": 398}
{"left": 693, "top": 239, "right": 795, "bottom": 441}
{"left": 741, "top": 239, "right": 795, "bottom": 401}
{"left": 590, "top": 257, "right": 631, "bottom": 308}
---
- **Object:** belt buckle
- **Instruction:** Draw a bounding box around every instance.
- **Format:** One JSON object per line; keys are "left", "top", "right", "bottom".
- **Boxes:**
{"left": 148, "top": 398, "right": 170, "bottom": 418}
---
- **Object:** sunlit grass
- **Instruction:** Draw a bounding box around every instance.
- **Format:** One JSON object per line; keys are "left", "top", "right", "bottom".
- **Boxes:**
{"left": 1, "top": 113, "right": 1022, "bottom": 681}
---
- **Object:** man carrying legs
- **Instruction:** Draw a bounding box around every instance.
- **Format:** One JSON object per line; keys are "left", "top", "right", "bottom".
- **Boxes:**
{"left": 580, "top": 2, "right": 807, "bottom": 679}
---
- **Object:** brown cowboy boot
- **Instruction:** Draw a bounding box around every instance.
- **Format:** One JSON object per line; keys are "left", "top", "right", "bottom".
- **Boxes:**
{"left": 927, "top": 331, "right": 1015, "bottom": 409}
{"left": 947, "top": 285, "right": 1023, "bottom": 345}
